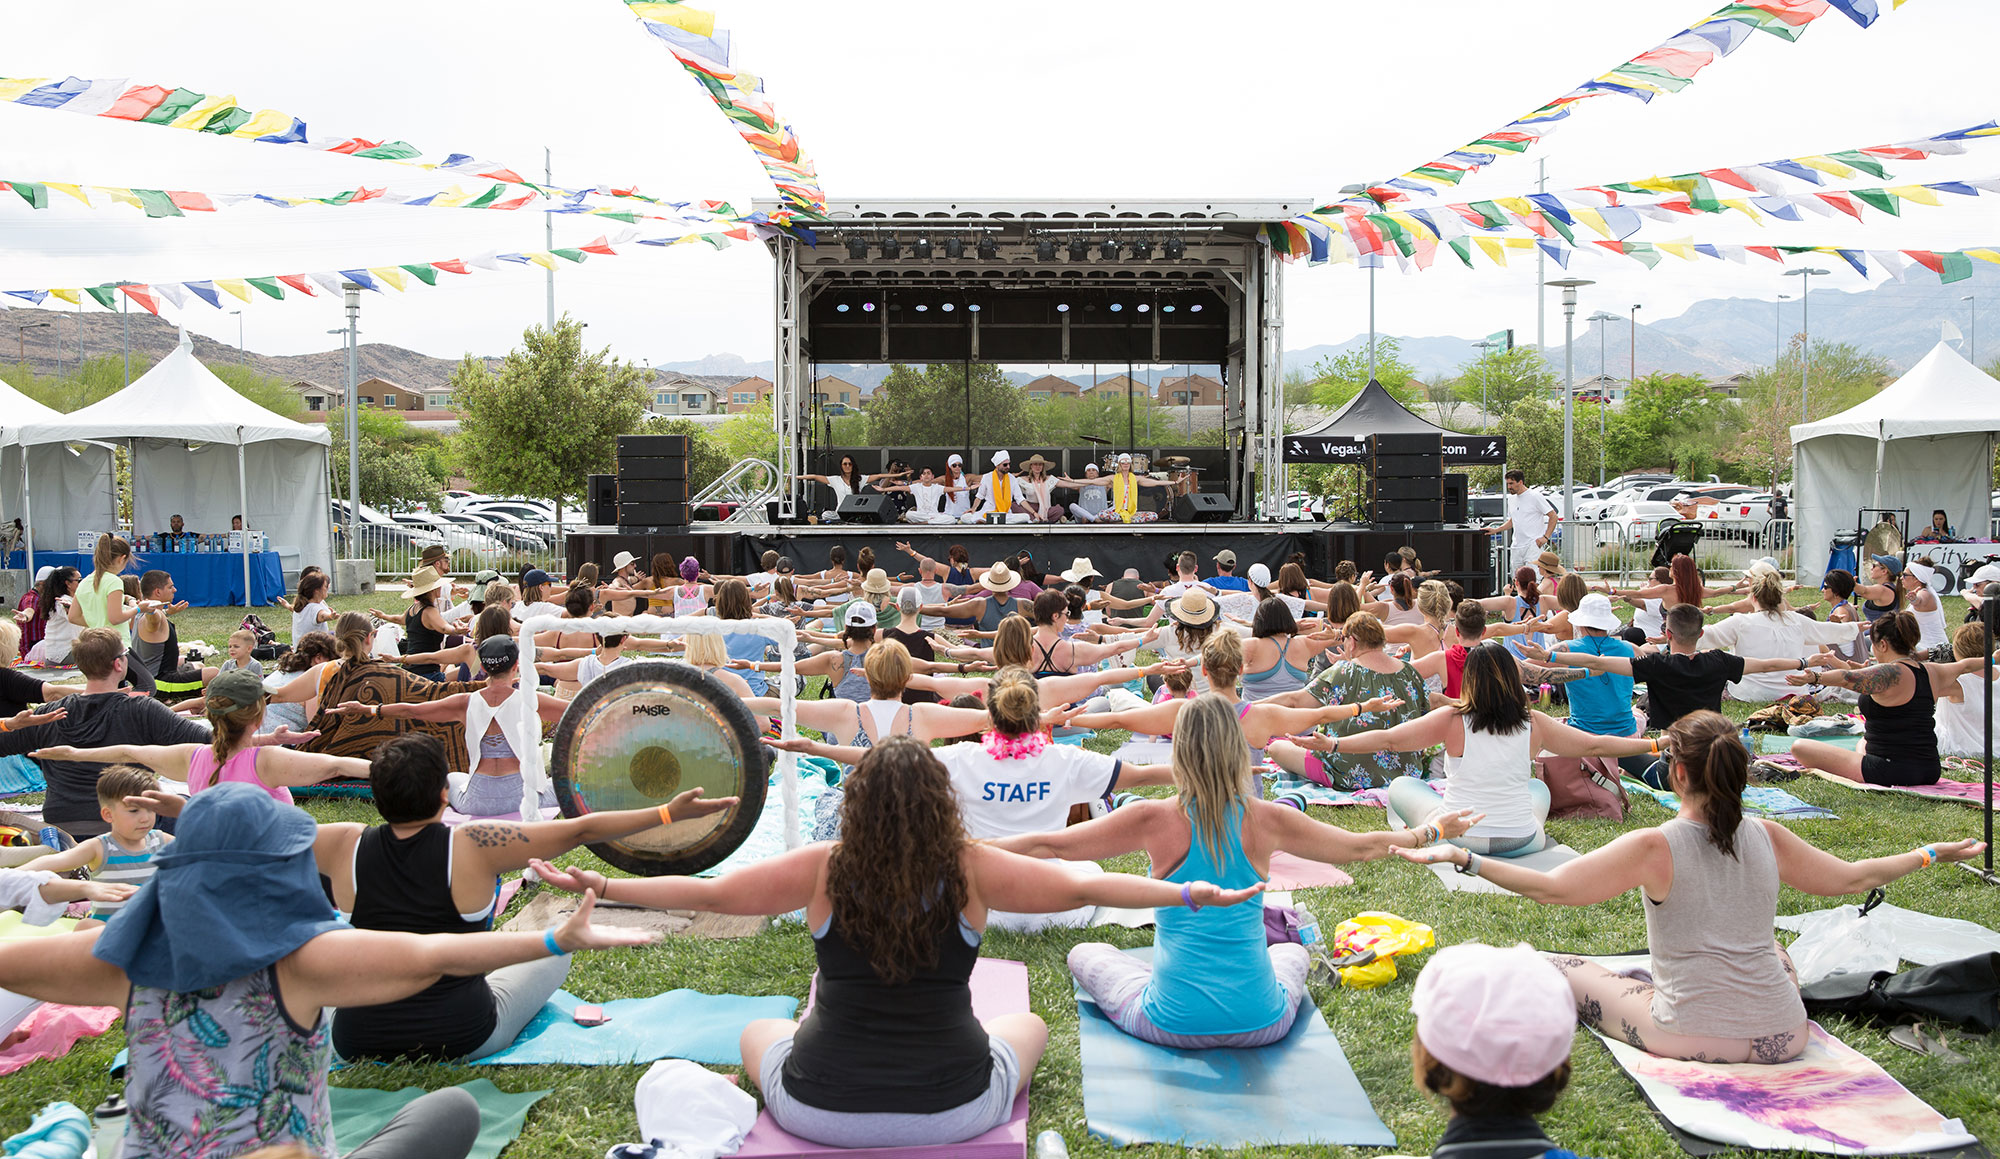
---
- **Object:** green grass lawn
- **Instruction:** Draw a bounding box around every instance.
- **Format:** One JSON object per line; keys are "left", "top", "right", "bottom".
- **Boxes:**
{"left": 5, "top": 589, "right": 1998, "bottom": 1157}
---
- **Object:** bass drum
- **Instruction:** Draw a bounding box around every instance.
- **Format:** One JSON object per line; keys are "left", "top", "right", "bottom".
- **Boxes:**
{"left": 550, "top": 661, "right": 767, "bottom": 876}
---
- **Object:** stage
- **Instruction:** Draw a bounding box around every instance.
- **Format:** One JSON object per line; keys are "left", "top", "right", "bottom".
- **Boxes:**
{"left": 567, "top": 521, "right": 1495, "bottom": 597}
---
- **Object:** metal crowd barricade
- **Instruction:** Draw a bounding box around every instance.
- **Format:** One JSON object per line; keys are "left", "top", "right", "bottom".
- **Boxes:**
{"left": 340, "top": 519, "right": 568, "bottom": 582}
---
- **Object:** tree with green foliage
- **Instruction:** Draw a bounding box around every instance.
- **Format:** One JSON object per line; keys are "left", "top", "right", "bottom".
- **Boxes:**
{"left": 1448, "top": 346, "right": 1557, "bottom": 426}
{"left": 9, "top": 354, "right": 149, "bottom": 413}
{"left": 865, "top": 363, "right": 1034, "bottom": 446}
{"left": 1487, "top": 397, "right": 1606, "bottom": 496}
{"left": 1028, "top": 389, "right": 1171, "bottom": 447}
{"left": 716, "top": 403, "right": 780, "bottom": 467}
{"left": 210, "top": 363, "right": 304, "bottom": 418}
{"left": 1725, "top": 339, "right": 1889, "bottom": 487}
{"left": 1606, "top": 371, "right": 1733, "bottom": 480}
{"left": 329, "top": 407, "right": 449, "bottom": 511}
{"left": 450, "top": 316, "right": 650, "bottom": 537}
{"left": 1301, "top": 338, "right": 1422, "bottom": 418}
{"left": 643, "top": 415, "right": 732, "bottom": 495}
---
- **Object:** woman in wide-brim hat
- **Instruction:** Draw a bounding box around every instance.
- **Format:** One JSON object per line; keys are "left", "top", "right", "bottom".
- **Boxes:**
{"left": 1152, "top": 588, "right": 1234, "bottom": 695}
{"left": 375, "top": 566, "right": 462, "bottom": 680}
{"left": 1019, "top": 455, "right": 1061, "bottom": 523}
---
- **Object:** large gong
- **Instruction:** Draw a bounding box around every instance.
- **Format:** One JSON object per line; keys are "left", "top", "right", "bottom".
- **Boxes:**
{"left": 550, "top": 661, "right": 768, "bottom": 876}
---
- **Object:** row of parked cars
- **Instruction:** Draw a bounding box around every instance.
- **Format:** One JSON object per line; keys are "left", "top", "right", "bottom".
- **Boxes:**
{"left": 334, "top": 493, "right": 584, "bottom": 563}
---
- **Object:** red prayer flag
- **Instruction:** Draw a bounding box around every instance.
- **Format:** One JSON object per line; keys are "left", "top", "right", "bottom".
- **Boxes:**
{"left": 1701, "top": 168, "right": 1759, "bottom": 192}
{"left": 431, "top": 260, "right": 471, "bottom": 275}
{"left": 1817, "top": 193, "right": 1863, "bottom": 221}
{"left": 276, "top": 274, "right": 317, "bottom": 296}
{"left": 118, "top": 284, "right": 162, "bottom": 316}
{"left": 103, "top": 85, "right": 171, "bottom": 121}
{"left": 166, "top": 191, "right": 216, "bottom": 212}
{"left": 580, "top": 236, "right": 618, "bottom": 256}
{"left": 1903, "top": 250, "right": 1946, "bottom": 274}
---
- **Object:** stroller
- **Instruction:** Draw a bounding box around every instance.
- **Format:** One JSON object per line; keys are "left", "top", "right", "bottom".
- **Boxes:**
{"left": 1649, "top": 520, "right": 1704, "bottom": 569}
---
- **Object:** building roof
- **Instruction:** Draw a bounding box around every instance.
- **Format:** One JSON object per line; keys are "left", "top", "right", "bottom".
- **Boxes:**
{"left": 1084, "top": 373, "right": 1148, "bottom": 395}
{"left": 1022, "top": 374, "right": 1080, "bottom": 393}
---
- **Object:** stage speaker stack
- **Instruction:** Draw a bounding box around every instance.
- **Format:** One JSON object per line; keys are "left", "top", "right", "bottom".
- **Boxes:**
{"left": 617, "top": 434, "right": 691, "bottom": 531}
{"left": 1441, "top": 473, "right": 1469, "bottom": 524}
{"left": 835, "top": 494, "right": 897, "bottom": 525}
{"left": 587, "top": 474, "right": 618, "bottom": 526}
{"left": 1369, "top": 433, "right": 1443, "bottom": 529}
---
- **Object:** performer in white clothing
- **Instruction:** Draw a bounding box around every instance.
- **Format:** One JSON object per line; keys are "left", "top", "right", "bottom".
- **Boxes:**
{"left": 1017, "top": 455, "right": 1062, "bottom": 523}
{"left": 940, "top": 453, "right": 973, "bottom": 519}
{"left": 1055, "top": 462, "right": 1111, "bottom": 523}
{"left": 876, "top": 465, "right": 967, "bottom": 524}
{"left": 964, "top": 449, "right": 1030, "bottom": 523}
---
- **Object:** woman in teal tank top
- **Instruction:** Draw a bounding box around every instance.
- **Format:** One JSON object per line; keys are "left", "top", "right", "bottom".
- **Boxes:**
{"left": 996, "top": 694, "right": 1480, "bottom": 1048}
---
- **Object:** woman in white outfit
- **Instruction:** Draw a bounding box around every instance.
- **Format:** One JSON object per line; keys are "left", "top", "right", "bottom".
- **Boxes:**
{"left": 1697, "top": 572, "right": 1863, "bottom": 702}
{"left": 940, "top": 454, "right": 974, "bottom": 520}
{"left": 1935, "top": 622, "right": 1996, "bottom": 757}
{"left": 1903, "top": 561, "right": 1952, "bottom": 657}
{"left": 877, "top": 466, "right": 967, "bottom": 525}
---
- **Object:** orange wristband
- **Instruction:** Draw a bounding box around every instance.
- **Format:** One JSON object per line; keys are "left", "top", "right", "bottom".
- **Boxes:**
{"left": 1648, "top": 739, "right": 1661, "bottom": 754}
{"left": 657, "top": 804, "right": 674, "bottom": 825}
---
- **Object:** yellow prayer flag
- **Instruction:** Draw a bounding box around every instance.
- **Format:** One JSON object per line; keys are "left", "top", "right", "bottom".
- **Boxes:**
{"left": 47, "top": 183, "right": 89, "bottom": 206}
{"left": 0, "top": 79, "right": 49, "bottom": 102}
{"left": 628, "top": 1, "right": 717, "bottom": 36}
{"left": 1964, "top": 249, "right": 2000, "bottom": 265}
{"left": 1502, "top": 238, "right": 1535, "bottom": 251}
{"left": 49, "top": 288, "right": 80, "bottom": 305}
{"left": 1795, "top": 155, "right": 1858, "bottom": 180}
{"left": 230, "top": 109, "right": 296, "bottom": 140}
{"left": 368, "top": 267, "right": 408, "bottom": 291}
{"left": 1571, "top": 207, "right": 1613, "bottom": 239}
{"left": 1632, "top": 176, "right": 1699, "bottom": 195}
{"left": 1599, "top": 72, "right": 1669, "bottom": 96}
{"left": 1885, "top": 184, "right": 1942, "bottom": 206}
{"left": 523, "top": 252, "right": 558, "bottom": 270}
{"left": 1656, "top": 240, "right": 1697, "bottom": 261}
{"left": 1720, "top": 199, "right": 1763, "bottom": 226}
{"left": 215, "top": 278, "right": 253, "bottom": 303}
{"left": 168, "top": 93, "right": 239, "bottom": 130}
{"left": 1494, "top": 197, "right": 1537, "bottom": 219}
{"left": 105, "top": 189, "right": 143, "bottom": 209}
{"left": 1475, "top": 238, "right": 1507, "bottom": 266}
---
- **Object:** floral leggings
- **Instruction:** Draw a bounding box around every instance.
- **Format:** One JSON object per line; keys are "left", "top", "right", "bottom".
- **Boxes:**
{"left": 1068, "top": 941, "right": 1310, "bottom": 1049}
{"left": 1546, "top": 945, "right": 1808, "bottom": 1064}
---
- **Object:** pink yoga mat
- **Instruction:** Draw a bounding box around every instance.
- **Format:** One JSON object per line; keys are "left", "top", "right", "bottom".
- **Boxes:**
{"left": 1265, "top": 851, "right": 1355, "bottom": 891}
{"left": 0, "top": 1004, "right": 118, "bottom": 1076}
{"left": 734, "top": 958, "right": 1029, "bottom": 1159}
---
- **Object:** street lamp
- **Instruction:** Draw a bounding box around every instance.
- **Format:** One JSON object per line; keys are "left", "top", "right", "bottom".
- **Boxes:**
{"left": 1964, "top": 294, "right": 1978, "bottom": 367}
{"left": 1775, "top": 294, "right": 1791, "bottom": 366}
{"left": 342, "top": 284, "right": 362, "bottom": 545}
{"left": 1548, "top": 277, "right": 1595, "bottom": 554}
{"left": 1472, "top": 338, "right": 1503, "bottom": 424}
{"left": 15, "top": 320, "right": 49, "bottom": 363}
{"left": 229, "top": 309, "right": 244, "bottom": 361}
{"left": 1338, "top": 183, "right": 1379, "bottom": 383}
{"left": 1587, "top": 311, "right": 1621, "bottom": 487}
{"left": 1783, "top": 267, "right": 1830, "bottom": 421}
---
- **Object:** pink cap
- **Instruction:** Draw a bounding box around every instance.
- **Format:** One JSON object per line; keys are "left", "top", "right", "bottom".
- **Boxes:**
{"left": 1412, "top": 943, "right": 1575, "bottom": 1088}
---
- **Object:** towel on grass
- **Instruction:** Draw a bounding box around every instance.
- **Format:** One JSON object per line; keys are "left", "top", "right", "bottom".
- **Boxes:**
{"left": 1264, "top": 772, "right": 1390, "bottom": 807}
{"left": 0, "top": 1004, "right": 118, "bottom": 1076}
{"left": 330, "top": 1079, "right": 548, "bottom": 1159}
{"left": 471, "top": 988, "right": 797, "bottom": 1067}
{"left": 1621, "top": 778, "right": 1837, "bottom": 820}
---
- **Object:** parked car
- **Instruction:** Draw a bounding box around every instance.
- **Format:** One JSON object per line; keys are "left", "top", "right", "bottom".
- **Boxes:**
{"left": 389, "top": 513, "right": 507, "bottom": 561}
{"left": 433, "top": 511, "right": 547, "bottom": 554}
{"left": 332, "top": 500, "right": 429, "bottom": 554}
{"left": 1467, "top": 493, "right": 1507, "bottom": 526}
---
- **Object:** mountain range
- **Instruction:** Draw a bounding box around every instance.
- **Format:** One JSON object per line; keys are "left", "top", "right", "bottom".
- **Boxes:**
{"left": 5, "top": 264, "right": 1992, "bottom": 398}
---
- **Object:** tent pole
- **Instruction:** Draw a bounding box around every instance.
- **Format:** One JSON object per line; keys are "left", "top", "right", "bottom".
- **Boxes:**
{"left": 237, "top": 428, "right": 251, "bottom": 609}
{"left": 21, "top": 449, "right": 33, "bottom": 580}
{"left": 1870, "top": 421, "right": 1886, "bottom": 513}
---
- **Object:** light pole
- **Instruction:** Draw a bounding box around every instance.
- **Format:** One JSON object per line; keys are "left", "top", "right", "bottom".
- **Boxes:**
{"left": 1783, "top": 267, "right": 1829, "bottom": 421}
{"left": 342, "top": 284, "right": 362, "bottom": 547}
{"left": 16, "top": 320, "right": 49, "bottom": 363}
{"left": 1775, "top": 294, "right": 1791, "bottom": 366}
{"left": 229, "top": 309, "right": 244, "bottom": 361}
{"left": 1472, "top": 338, "right": 1502, "bottom": 425}
{"left": 121, "top": 291, "right": 130, "bottom": 388}
{"left": 1628, "top": 303, "right": 1641, "bottom": 394}
{"left": 1548, "top": 278, "right": 1594, "bottom": 557}
{"left": 1587, "top": 311, "right": 1621, "bottom": 486}
{"left": 1964, "top": 294, "right": 1978, "bottom": 367}
{"left": 1338, "top": 183, "right": 1378, "bottom": 383}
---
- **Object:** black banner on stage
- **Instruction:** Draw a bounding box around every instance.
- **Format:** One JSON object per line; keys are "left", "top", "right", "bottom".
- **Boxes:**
{"left": 1283, "top": 434, "right": 1505, "bottom": 465}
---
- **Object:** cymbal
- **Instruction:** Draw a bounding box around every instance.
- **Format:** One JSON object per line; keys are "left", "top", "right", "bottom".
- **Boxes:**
{"left": 1079, "top": 435, "right": 1112, "bottom": 445}
{"left": 1158, "top": 456, "right": 1192, "bottom": 466}
{"left": 550, "top": 661, "right": 767, "bottom": 876}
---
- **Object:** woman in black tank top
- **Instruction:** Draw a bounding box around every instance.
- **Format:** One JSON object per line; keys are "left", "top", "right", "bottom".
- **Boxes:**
{"left": 1788, "top": 610, "right": 1979, "bottom": 787}
{"left": 524, "top": 736, "right": 1264, "bottom": 1149}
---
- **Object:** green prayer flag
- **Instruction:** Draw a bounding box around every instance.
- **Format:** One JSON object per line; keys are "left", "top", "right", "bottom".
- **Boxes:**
{"left": 1466, "top": 201, "right": 1507, "bottom": 230}
{"left": 551, "top": 249, "right": 587, "bottom": 263}
{"left": 1851, "top": 188, "right": 1900, "bottom": 216}
{"left": 140, "top": 87, "right": 204, "bottom": 125}
{"left": 11, "top": 182, "right": 47, "bottom": 210}
{"left": 1450, "top": 238, "right": 1475, "bottom": 268}
{"left": 1939, "top": 252, "right": 1975, "bottom": 284}
{"left": 1622, "top": 243, "right": 1663, "bottom": 270}
{"left": 464, "top": 185, "right": 505, "bottom": 208}
{"left": 1611, "top": 63, "right": 1696, "bottom": 93}
{"left": 1826, "top": 150, "right": 1890, "bottom": 180}
{"left": 133, "top": 189, "right": 183, "bottom": 218}
{"left": 199, "top": 106, "right": 251, "bottom": 135}
{"left": 85, "top": 286, "right": 119, "bottom": 309}
{"left": 353, "top": 141, "right": 422, "bottom": 161}
{"left": 246, "top": 277, "right": 286, "bottom": 299}
{"left": 399, "top": 264, "right": 439, "bottom": 286}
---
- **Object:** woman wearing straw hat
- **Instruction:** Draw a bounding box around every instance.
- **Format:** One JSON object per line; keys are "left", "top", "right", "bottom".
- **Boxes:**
{"left": 1016, "top": 455, "right": 1063, "bottom": 523}
{"left": 368, "top": 566, "right": 460, "bottom": 681}
{"left": 0, "top": 782, "right": 652, "bottom": 1159}
{"left": 923, "top": 563, "right": 1030, "bottom": 634}
{"left": 1148, "top": 588, "right": 1244, "bottom": 695}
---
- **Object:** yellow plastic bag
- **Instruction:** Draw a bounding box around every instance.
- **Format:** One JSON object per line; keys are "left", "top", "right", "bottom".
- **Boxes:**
{"left": 1331, "top": 911, "right": 1436, "bottom": 989}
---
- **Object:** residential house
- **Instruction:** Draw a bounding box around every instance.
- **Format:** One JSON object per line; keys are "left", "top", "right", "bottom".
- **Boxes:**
{"left": 648, "top": 371, "right": 730, "bottom": 416}
{"left": 1021, "top": 374, "right": 1082, "bottom": 403}
{"left": 1707, "top": 372, "right": 1753, "bottom": 399}
{"left": 814, "top": 375, "right": 862, "bottom": 412}
{"left": 1156, "top": 373, "right": 1225, "bottom": 406}
{"left": 1083, "top": 373, "right": 1149, "bottom": 399}
{"left": 291, "top": 377, "right": 435, "bottom": 413}
{"left": 291, "top": 380, "right": 338, "bottom": 413}
{"left": 725, "top": 375, "right": 776, "bottom": 413}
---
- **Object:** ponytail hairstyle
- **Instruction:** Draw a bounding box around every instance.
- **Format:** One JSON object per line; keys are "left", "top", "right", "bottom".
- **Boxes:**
{"left": 1333, "top": 560, "right": 1358, "bottom": 585}
{"left": 1199, "top": 628, "right": 1244, "bottom": 688}
{"left": 1389, "top": 572, "right": 1417, "bottom": 610}
{"left": 206, "top": 685, "right": 266, "bottom": 763}
{"left": 855, "top": 546, "right": 875, "bottom": 575}
{"left": 292, "top": 571, "right": 329, "bottom": 614}
{"left": 1665, "top": 710, "right": 1749, "bottom": 857}
{"left": 1872, "top": 609, "right": 1922, "bottom": 656}
{"left": 1063, "top": 584, "right": 1088, "bottom": 622}
{"left": 1749, "top": 572, "right": 1786, "bottom": 614}
{"left": 1670, "top": 555, "right": 1702, "bottom": 608}
{"left": 333, "top": 612, "right": 376, "bottom": 663}
{"left": 1556, "top": 573, "right": 1588, "bottom": 612}
{"left": 93, "top": 533, "right": 131, "bottom": 578}
{"left": 1513, "top": 566, "right": 1539, "bottom": 599}
{"left": 33, "top": 566, "right": 78, "bottom": 629}
{"left": 984, "top": 666, "right": 1042, "bottom": 736}
{"left": 1417, "top": 580, "right": 1453, "bottom": 625}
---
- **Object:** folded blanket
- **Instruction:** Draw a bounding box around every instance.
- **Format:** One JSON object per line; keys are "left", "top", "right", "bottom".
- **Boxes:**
{"left": 1264, "top": 772, "right": 1389, "bottom": 808}
{"left": 1621, "top": 778, "right": 1837, "bottom": 820}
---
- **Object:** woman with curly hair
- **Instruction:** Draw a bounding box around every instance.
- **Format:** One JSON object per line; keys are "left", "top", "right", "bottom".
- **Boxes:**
{"left": 526, "top": 736, "right": 1262, "bottom": 1148}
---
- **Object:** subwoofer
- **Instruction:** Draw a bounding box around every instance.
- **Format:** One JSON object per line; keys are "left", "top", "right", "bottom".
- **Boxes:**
{"left": 836, "top": 494, "right": 897, "bottom": 524}
{"left": 587, "top": 474, "right": 618, "bottom": 525}
{"left": 551, "top": 661, "right": 767, "bottom": 876}
{"left": 1172, "top": 492, "right": 1233, "bottom": 523}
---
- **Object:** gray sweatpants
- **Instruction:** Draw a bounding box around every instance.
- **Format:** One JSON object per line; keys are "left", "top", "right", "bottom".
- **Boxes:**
{"left": 341, "top": 1086, "right": 480, "bottom": 1159}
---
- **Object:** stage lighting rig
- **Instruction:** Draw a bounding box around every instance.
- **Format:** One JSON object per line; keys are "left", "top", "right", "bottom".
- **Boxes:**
{"left": 1164, "top": 236, "right": 1186, "bottom": 260}
{"left": 844, "top": 235, "right": 868, "bottom": 259}
{"left": 879, "top": 235, "right": 902, "bottom": 259}
{"left": 1036, "top": 237, "right": 1057, "bottom": 262}
{"left": 1130, "top": 238, "right": 1154, "bottom": 260}
{"left": 978, "top": 234, "right": 999, "bottom": 260}
{"left": 1099, "top": 239, "right": 1121, "bottom": 260}
{"left": 944, "top": 236, "right": 964, "bottom": 259}
{"left": 1068, "top": 238, "right": 1090, "bottom": 262}
{"left": 913, "top": 237, "right": 933, "bottom": 259}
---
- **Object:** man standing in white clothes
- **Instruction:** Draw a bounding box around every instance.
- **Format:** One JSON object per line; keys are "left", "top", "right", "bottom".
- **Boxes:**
{"left": 1491, "top": 468, "right": 1558, "bottom": 577}
{"left": 964, "top": 450, "right": 1029, "bottom": 523}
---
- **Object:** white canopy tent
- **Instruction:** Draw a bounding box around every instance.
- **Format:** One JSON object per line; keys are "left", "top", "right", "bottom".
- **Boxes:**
{"left": 0, "top": 374, "right": 118, "bottom": 563}
{"left": 1790, "top": 342, "right": 2000, "bottom": 586}
{"left": 16, "top": 331, "right": 333, "bottom": 603}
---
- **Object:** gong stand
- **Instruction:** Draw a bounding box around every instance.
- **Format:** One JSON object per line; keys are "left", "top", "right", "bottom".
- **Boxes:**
{"left": 1967, "top": 596, "right": 1998, "bottom": 886}
{"left": 514, "top": 614, "right": 801, "bottom": 876}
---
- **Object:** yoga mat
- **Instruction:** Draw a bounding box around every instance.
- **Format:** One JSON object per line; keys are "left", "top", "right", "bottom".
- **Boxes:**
{"left": 1759, "top": 733, "right": 1860, "bottom": 754}
{"left": 1386, "top": 813, "right": 1580, "bottom": 895}
{"left": 1800, "top": 768, "right": 2000, "bottom": 810}
{"left": 1593, "top": 1020, "right": 1978, "bottom": 1157}
{"left": 1620, "top": 778, "right": 1838, "bottom": 820}
{"left": 1074, "top": 947, "right": 1394, "bottom": 1149}
{"left": 1264, "top": 850, "right": 1355, "bottom": 891}
{"left": 471, "top": 988, "right": 797, "bottom": 1066}
{"left": 329, "top": 1079, "right": 548, "bottom": 1159}
{"left": 0, "top": 755, "right": 45, "bottom": 797}
{"left": 1263, "top": 772, "right": 1390, "bottom": 807}
{"left": 735, "top": 958, "right": 1031, "bottom": 1159}
{"left": 1109, "top": 739, "right": 1174, "bottom": 765}
{"left": 0, "top": 1003, "right": 117, "bottom": 1076}
{"left": 699, "top": 766, "right": 830, "bottom": 879}
{"left": 0, "top": 913, "right": 77, "bottom": 941}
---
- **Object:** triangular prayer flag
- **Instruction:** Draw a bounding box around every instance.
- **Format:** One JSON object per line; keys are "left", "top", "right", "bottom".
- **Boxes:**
{"left": 119, "top": 284, "right": 162, "bottom": 316}
{"left": 215, "top": 278, "right": 253, "bottom": 303}
{"left": 245, "top": 277, "right": 285, "bottom": 300}
{"left": 367, "top": 267, "right": 408, "bottom": 291}
{"left": 398, "top": 264, "right": 439, "bottom": 286}
{"left": 276, "top": 274, "right": 317, "bottom": 296}
{"left": 184, "top": 281, "right": 221, "bottom": 308}
{"left": 85, "top": 285, "right": 119, "bottom": 309}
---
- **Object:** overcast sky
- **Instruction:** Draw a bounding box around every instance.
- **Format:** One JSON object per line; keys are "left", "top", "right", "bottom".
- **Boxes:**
{"left": 2, "top": 0, "right": 1995, "bottom": 370}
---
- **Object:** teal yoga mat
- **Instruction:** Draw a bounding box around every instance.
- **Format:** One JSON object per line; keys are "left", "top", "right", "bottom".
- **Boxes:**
{"left": 471, "top": 988, "right": 797, "bottom": 1066}
{"left": 1073, "top": 947, "right": 1395, "bottom": 1149}
{"left": 1757, "top": 732, "right": 1860, "bottom": 754}
{"left": 330, "top": 1079, "right": 547, "bottom": 1159}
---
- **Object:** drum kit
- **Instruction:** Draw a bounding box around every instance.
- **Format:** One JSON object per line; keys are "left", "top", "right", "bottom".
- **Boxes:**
{"left": 550, "top": 661, "right": 768, "bottom": 876}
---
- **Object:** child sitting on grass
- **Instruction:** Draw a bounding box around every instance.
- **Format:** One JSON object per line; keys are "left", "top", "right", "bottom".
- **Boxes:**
{"left": 21, "top": 765, "right": 171, "bottom": 926}
{"left": 219, "top": 628, "right": 265, "bottom": 679}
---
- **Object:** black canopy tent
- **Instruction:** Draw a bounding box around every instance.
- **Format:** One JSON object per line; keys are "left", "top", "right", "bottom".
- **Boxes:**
{"left": 1283, "top": 379, "right": 1505, "bottom": 464}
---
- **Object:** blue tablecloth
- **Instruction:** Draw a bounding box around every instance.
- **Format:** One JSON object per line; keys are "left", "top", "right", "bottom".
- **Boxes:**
{"left": 8, "top": 550, "right": 283, "bottom": 607}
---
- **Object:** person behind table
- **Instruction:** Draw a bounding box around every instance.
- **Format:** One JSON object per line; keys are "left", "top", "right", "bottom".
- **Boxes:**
{"left": 18, "top": 765, "right": 171, "bottom": 925}
{"left": 1000, "top": 694, "right": 1476, "bottom": 1049}
{"left": 526, "top": 735, "right": 1263, "bottom": 1150}
{"left": 319, "top": 733, "right": 736, "bottom": 1062}
{"left": 1916, "top": 508, "right": 1958, "bottom": 544}
{"left": 1396, "top": 710, "right": 1987, "bottom": 1063}
{"left": 0, "top": 783, "right": 652, "bottom": 1159}
{"left": 1784, "top": 609, "right": 1985, "bottom": 787}
{"left": 1288, "top": 644, "right": 1652, "bottom": 858}
{"left": 1409, "top": 943, "right": 1582, "bottom": 1159}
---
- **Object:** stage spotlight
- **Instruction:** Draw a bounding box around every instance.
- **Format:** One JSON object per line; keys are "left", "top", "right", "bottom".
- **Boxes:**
{"left": 1109, "top": 302, "right": 1123, "bottom": 312}
{"left": 1136, "top": 303, "right": 1150, "bottom": 313}
{"left": 1036, "top": 239, "right": 1056, "bottom": 262}
{"left": 836, "top": 302, "right": 850, "bottom": 313}
{"left": 862, "top": 301, "right": 876, "bottom": 312}
{"left": 1164, "top": 236, "right": 1185, "bottom": 260}
{"left": 944, "top": 237, "right": 964, "bottom": 259}
{"left": 879, "top": 236, "right": 901, "bottom": 259}
{"left": 1068, "top": 238, "right": 1089, "bottom": 262}
{"left": 1162, "top": 303, "right": 1176, "bottom": 313}
{"left": 845, "top": 236, "right": 868, "bottom": 259}
{"left": 1099, "top": 239, "right": 1120, "bottom": 260}
{"left": 1056, "top": 302, "right": 1071, "bottom": 313}
{"left": 913, "top": 237, "right": 933, "bottom": 259}
{"left": 978, "top": 234, "right": 999, "bottom": 260}
{"left": 914, "top": 303, "right": 928, "bottom": 312}
{"left": 1189, "top": 303, "right": 1202, "bottom": 312}
{"left": 1131, "top": 238, "right": 1154, "bottom": 260}
{"left": 941, "top": 302, "right": 955, "bottom": 312}
{"left": 967, "top": 303, "right": 981, "bottom": 312}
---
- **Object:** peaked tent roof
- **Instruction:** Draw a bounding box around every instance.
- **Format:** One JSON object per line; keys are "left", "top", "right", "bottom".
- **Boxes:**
{"left": 1791, "top": 342, "right": 2000, "bottom": 444}
{"left": 1290, "top": 379, "right": 1462, "bottom": 441}
{"left": 17, "top": 331, "right": 330, "bottom": 448}
{"left": 0, "top": 373, "right": 63, "bottom": 447}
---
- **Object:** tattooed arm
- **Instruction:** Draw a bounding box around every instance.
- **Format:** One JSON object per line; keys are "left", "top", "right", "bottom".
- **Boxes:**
{"left": 455, "top": 786, "right": 742, "bottom": 876}
{"left": 1520, "top": 660, "right": 1591, "bottom": 686}
{"left": 1788, "top": 661, "right": 1907, "bottom": 696}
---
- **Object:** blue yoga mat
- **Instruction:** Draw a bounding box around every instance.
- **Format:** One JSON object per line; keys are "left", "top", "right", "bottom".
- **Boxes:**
{"left": 1073, "top": 948, "right": 1396, "bottom": 1149}
{"left": 1758, "top": 732, "right": 1860, "bottom": 754}
{"left": 471, "top": 988, "right": 797, "bottom": 1066}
